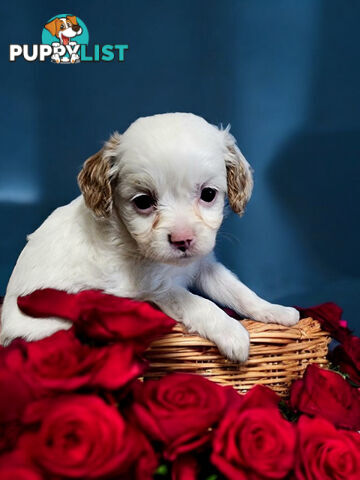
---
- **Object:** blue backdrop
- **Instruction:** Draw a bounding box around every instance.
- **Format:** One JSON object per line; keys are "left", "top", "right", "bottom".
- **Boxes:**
{"left": 1, "top": 0, "right": 359, "bottom": 333}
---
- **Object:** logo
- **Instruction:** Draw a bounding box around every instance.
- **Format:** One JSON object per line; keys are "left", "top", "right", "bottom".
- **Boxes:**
{"left": 42, "top": 14, "right": 88, "bottom": 64}
{"left": 9, "top": 14, "right": 128, "bottom": 63}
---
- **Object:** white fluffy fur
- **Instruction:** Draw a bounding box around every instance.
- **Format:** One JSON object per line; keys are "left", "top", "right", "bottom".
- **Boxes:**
{"left": 0, "top": 113, "right": 299, "bottom": 361}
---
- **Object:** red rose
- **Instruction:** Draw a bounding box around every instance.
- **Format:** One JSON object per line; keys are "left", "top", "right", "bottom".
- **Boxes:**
{"left": 132, "top": 373, "right": 228, "bottom": 460}
{"left": 211, "top": 385, "right": 295, "bottom": 480}
{"left": 18, "top": 289, "right": 176, "bottom": 350}
{"left": 338, "top": 335, "right": 360, "bottom": 382}
{"left": 295, "top": 415, "right": 360, "bottom": 480}
{"left": 296, "top": 302, "right": 351, "bottom": 342}
{"left": 230, "top": 383, "right": 281, "bottom": 410}
{"left": 3, "top": 329, "right": 145, "bottom": 393}
{"left": 0, "top": 451, "right": 43, "bottom": 480}
{"left": 0, "top": 341, "right": 35, "bottom": 452}
{"left": 332, "top": 338, "right": 360, "bottom": 384}
{"left": 290, "top": 364, "right": 360, "bottom": 430}
{"left": 342, "top": 335, "right": 360, "bottom": 368}
{"left": 19, "top": 394, "right": 157, "bottom": 479}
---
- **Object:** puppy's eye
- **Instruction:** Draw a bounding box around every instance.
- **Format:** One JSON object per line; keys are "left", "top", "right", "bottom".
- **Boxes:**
{"left": 133, "top": 194, "right": 155, "bottom": 212}
{"left": 200, "top": 187, "right": 217, "bottom": 203}
{"left": 60, "top": 25, "right": 65, "bottom": 29}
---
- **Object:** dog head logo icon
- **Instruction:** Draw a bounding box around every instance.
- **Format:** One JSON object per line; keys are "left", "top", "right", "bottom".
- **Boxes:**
{"left": 42, "top": 14, "right": 88, "bottom": 63}
{"left": 45, "top": 16, "right": 82, "bottom": 45}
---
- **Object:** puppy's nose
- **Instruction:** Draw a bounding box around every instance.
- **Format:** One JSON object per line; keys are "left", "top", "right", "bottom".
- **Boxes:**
{"left": 168, "top": 230, "right": 194, "bottom": 252}
{"left": 72, "top": 24, "right": 81, "bottom": 32}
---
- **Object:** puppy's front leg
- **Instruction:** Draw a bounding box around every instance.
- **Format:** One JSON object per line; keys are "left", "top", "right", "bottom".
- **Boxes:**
{"left": 196, "top": 258, "right": 299, "bottom": 327}
{"left": 152, "top": 287, "right": 250, "bottom": 362}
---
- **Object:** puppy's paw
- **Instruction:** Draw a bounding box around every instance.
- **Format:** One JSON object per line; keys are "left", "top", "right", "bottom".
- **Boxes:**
{"left": 213, "top": 318, "right": 250, "bottom": 363}
{"left": 253, "top": 304, "right": 300, "bottom": 327}
{"left": 51, "top": 54, "right": 60, "bottom": 64}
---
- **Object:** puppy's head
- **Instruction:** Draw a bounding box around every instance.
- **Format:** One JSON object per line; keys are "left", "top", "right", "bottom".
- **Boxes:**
{"left": 45, "top": 16, "right": 82, "bottom": 44}
{"left": 78, "top": 113, "right": 253, "bottom": 264}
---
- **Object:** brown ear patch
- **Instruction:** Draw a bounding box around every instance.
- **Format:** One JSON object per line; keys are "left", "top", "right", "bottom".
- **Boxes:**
{"left": 77, "top": 133, "right": 121, "bottom": 218}
{"left": 78, "top": 149, "right": 112, "bottom": 217}
{"left": 44, "top": 18, "right": 60, "bottom": 37}
{"left": 226, "top": 145, "right": 253, "bottom": 217}
{"left": 66, "top": 15, "right": 78, "bottom": 25}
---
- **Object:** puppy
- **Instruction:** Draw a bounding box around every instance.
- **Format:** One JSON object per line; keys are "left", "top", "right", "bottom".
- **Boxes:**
{"left": 44, "top": 15, "right": 82, "bottom": 64}
{"left": 0, "top": 113, "right": 299, "bottom": 361}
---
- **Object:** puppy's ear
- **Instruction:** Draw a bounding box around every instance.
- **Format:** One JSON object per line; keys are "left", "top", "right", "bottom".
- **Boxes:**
{"left": 44, "top": 18, "right": 59, "bottom": 37}
{"left": 66, "top": 15, "right": 78, "bottom": 25}
{"left": 78, "top": 132, "right": 121, "bottom": 218}
{"left": 223, "top": 127, "right": 253, "bottom": 216}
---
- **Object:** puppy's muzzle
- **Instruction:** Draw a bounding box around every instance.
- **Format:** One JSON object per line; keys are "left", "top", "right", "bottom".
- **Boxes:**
{"left": 72, "top": 24, "right": 81, "bottom": 32}
{"left": 168, "top": 233, "right": 194, "bottom": 252}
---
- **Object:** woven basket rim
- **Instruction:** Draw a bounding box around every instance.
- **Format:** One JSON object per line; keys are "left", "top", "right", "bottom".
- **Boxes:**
{"left": 146, "top": 317, "right": 331, "bottom": 397}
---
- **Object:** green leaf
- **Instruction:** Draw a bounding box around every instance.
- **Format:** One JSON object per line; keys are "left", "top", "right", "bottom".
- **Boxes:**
{"left": 328, "top": 362, "right": 349, "bottom": 379}
{"left": 205, "top": 475, "right": 218, "bottom": 480}
{"left": 329, "top": 363, "right": 360, "bottom": 387}
{"left": 279, "top": 400, "right": 300, "bottom": 422}
{"left": 155, "top": 464, "right": 168, "bottom": 476}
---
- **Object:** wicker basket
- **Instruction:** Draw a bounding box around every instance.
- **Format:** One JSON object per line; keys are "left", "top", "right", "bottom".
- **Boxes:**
{"left": 145, "top": 317, "right": 331, "bottom": 397}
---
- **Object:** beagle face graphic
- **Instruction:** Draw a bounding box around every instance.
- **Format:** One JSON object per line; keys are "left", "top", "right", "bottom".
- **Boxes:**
{"left": 45, "top": 15, "right": 82, "bottom": 46}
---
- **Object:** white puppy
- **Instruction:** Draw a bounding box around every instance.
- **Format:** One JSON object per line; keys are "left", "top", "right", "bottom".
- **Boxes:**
{"left": 0, "top": 113, "right": 299, "bottom": 360}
